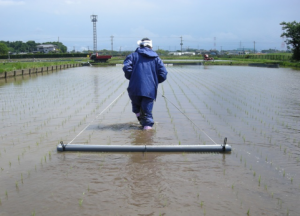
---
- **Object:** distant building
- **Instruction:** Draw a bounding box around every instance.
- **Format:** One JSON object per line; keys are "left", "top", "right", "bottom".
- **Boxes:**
{"left": 36, "top": 44, "right": 58, "bottom": 53}
{"left": 168, "top": 51, "right": 195, "bottom": 56}
{"left": 227, "top": 50, "right": 244, "bottom": 55}
{"left": 196, "top": 49, "right": 219, "bottom": 55}
{"left": 237, "top": 48, "right": 254, "bottom": 52}
{"left": 168, "top": 52, "right": 182, "bottom": 56}
{"left": 182, "top": 52, "right": 195, "bottom": 56}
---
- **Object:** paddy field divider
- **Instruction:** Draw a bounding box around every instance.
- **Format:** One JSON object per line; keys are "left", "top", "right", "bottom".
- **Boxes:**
{"left": 0, "top": 63, "right": 82, "bottom": 79}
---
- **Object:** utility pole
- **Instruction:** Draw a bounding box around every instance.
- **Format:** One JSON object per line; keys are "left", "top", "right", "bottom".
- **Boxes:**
{"left": 214, "top": 37, "right": 216, "bottom": 50}
{"left": 110, "top": 35, "right": 114, "bottom": 52}
{"left": 254, "top": 41, "right": 255, "bottom": 54}
{"left": 281, "top": 36, "right": 286, "bottom": 50}
{"left": 180, "top": 36, "right": 183, "bottom": 54}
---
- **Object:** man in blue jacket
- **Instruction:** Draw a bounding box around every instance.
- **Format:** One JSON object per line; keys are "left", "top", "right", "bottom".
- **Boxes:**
{"left": 123, "top": 38, "right": 168, "bottom": 130}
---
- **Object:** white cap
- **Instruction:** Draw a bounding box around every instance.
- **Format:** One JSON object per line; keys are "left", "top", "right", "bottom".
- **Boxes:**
{"left": 137, "top": 38, "right": 152, "bottom": 48}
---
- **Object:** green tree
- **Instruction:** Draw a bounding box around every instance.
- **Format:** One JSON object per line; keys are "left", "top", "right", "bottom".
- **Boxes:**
{"left": 0, "top": 42, "right": 9, "bottom": 54}
{"left": 26, "top": 40, "right": 37, "bottom": 52}
{"left": 13, "top": 41, "right": 24, "bottom": 53}
{"left": 0, "top": 40, "right": 68, "bottom": 53}
{"left": 20, "top": 43, "right": 29, "bottom": 52}
{"left": 156, "top": 49, "right": 169, "bottom": 56}
{"left": 280, "top": 21, "right": 300, "bottom": 60}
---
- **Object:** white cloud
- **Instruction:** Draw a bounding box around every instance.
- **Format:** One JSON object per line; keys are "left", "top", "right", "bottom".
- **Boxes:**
{"left": 129, "top": 27, "right": 159, "bottom": 39}
{"left": 0, "top": 0, "right": 25, "bottom": 6}
{"left": 215, "top": 32, "right": 239, "bottom": 41}
{"left": 80, "top": 46, "right": 88, "bottom": 51}
{"left": 34, "top": 28, "right": 43, "bottom": 34}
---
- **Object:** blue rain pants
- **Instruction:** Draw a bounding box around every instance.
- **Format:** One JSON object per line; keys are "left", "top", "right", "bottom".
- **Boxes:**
{"left": 129, "top": 95, "right": 154, "bottom": 127}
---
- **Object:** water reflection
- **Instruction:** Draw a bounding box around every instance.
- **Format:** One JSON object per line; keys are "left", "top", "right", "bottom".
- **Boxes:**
{"left": 129, "top": 129, "right": 155, "bottom": 145}
{"left": 1, "top": 65, "right": 300, "bottom": 215}
{"left": 93, "top": 122, "right": 141, "bottom": 131}
{"left": 95, "top": 122, "right": 156, "bottom": 145}
{"left": 93, "top": 74, "right": 99, "bottom": 103}
{"left": 125, "top": 152, "right": 162, "bottom": 209}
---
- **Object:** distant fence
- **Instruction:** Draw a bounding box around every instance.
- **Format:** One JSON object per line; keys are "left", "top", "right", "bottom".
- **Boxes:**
{"left": 219, "top": 54, "right": 292, "bottom": 61}
{"left": 0, "top": 53, "right": 88, "bottom": 59}
{"left": 0, "top": 63, "right": 81, "bottom": 79}
{"left": 0, "top": 53, "right": 131, "bottom": 59}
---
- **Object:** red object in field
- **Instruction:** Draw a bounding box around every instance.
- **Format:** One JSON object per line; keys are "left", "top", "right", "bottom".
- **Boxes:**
{"left": 90, "top": 53, "right": 112, "bottom": 62}
{"left": 204, "top": 54, "right": 214, "bottom": 61}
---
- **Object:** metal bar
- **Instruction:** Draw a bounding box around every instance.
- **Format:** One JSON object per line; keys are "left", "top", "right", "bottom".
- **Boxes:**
{"left": 146, "top": 145, "right": 231, "bottom": 152}
{"left": 57, "top": 144, "right": 231, "bottom": 153}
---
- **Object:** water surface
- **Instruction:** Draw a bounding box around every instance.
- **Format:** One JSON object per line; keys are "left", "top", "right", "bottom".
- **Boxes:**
{"left": 0, "top": 65, "right": 299, "bottom": 215}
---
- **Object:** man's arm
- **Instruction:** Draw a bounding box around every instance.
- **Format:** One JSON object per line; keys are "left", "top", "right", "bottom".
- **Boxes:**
{"left": 156, "top": 58, "right": 168, "bottom": 83}
{"left": 123, "top": 55, "right": 133, "bottom": 80}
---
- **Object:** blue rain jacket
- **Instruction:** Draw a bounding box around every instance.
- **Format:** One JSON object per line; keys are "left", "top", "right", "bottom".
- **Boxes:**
{"left": 123, "top": 47, "right": 168, "bottom": 99}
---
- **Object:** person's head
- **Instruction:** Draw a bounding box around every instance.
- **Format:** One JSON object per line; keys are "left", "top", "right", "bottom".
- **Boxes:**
{"left": 137, "top": 38, "right": 152, "bottom": 49}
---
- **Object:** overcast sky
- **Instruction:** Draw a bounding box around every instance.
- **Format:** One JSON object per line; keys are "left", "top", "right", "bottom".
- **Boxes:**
{"left": 0, "top": 0, "right": 299, "bottom": 52}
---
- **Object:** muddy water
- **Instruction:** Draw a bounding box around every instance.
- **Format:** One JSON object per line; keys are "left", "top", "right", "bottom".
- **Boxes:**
{"left": 0, "top": 65, "right": 299, "bottom": 216}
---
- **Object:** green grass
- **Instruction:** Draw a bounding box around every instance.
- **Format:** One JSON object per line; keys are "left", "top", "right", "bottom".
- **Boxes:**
{"left": 266, "top": 52, "right": 292, "bottom": 56}
{"left": 0, "top": 59, "right": 85, "bottom": 73}
{"left": 1, "top": 54, "right": 299, "bottom": 74}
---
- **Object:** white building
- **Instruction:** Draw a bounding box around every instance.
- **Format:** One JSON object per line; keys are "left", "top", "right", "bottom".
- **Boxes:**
{"left": 182, "top": 52, "right": 195, "bottom": 56}
{"left": 36, "top": 44, "right": 58, "bottom": 53}
{"left": 168, "top": 51, "right": 195, "bottom": 56}
{"left": 168, "top": 52, "right": 182, "bottom": 56}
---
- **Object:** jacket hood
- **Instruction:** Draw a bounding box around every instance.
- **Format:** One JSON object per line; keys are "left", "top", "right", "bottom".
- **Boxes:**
{"left": 136, "top": 47, "right": 158, "bottom": 58}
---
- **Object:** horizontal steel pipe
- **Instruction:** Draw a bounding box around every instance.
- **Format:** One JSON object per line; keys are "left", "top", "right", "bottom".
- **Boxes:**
{"left": 57, "top": 144, "right": 145, "bottom": 152}
{"left": 145, "top": 145, "right": 231, "bottom": 152}
{"left": 57, "top": 144, "right": 231, "bottom": 153}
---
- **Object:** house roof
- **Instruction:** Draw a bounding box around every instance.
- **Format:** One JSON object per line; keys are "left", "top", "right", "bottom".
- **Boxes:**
{"left": 36, "top": 44, "right": 57, "bottom": 48}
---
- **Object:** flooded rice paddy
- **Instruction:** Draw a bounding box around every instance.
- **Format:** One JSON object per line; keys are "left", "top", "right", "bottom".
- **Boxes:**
{"left": 0, "top": 65, "right": 299, "bottom": 216}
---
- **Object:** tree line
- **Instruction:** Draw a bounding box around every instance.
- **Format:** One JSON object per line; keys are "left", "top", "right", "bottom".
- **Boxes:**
{"left": 0, "top": 40, "right": 67, "bottom": 54}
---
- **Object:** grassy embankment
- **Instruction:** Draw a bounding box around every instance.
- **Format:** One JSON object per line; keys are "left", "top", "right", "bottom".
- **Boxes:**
{"left": 110, "top": 54, "right": 300, "bottom": 68}
{"left": 108, "top": 55, "right": 203, "bottom": 64}
{"left": 206, "top": 53, "right": 300, "bottom": 68}
{"left": 0, "top": 58, "right": 88, "bottom": 73}
{"left": 1, "top": 53, "right": 299, "bottom": 73}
